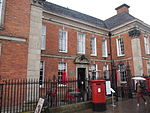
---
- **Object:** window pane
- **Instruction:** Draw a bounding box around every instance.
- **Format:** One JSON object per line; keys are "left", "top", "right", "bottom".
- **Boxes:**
{"left": 91, "top": 37, "right": 96, "bottom": 55}
{"left": 144, "top": 37, "right": 150, "bottom": 54}
{"left": 58, "top": 62, "right": 67, "bottom": 82}
{"left": 117, "top": 38, "right": 125, "bottom": 56}
{"left": 41, "top": 25, "right": 46, "bottom": 50}
{"left": 102, "top": 40, "right": 107, "bottom": 57}
{"left": 59, "top": 30, "right": 67, "bottom": 52}
{"left": 40, "top": 61, "right": 45, "bottom": 86}
{"left": 77, "top": 33, "right": 85, "bottom": 54}
{"left": 0, "top": 0, "right": 3, "bottom": 23}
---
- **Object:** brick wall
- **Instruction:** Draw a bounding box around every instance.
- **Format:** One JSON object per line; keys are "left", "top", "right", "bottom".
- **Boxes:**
{"left": 0, "top": 0, "right": 30, "bottom": 38}
{"left": 0, "top": 40, "right": 28, "bottom": 79}
{"left": 0, "top": 0, "right": 31, "bottom": 80}
{"left": 41, "top": 22, "right": 110, "bottom": 79}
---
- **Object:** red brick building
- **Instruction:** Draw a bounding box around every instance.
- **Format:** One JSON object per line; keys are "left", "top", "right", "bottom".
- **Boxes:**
{"left": 0, "top": 0, "right": 150, "bottom": 87}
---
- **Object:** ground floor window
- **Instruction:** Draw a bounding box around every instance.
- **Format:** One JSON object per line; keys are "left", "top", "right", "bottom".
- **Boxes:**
{"left": 118, "top": 63, "right": 127, "bottom": 83}
{"left": 58, "top": 62, "right": 67, "bottom": 82}
{"left": 39, "top": 61, "right": 45, "bottom": 87}
{"left": 89, "top": 64, "right": 98, "bottom": 80}
{"left": 147, "top": 61, "right": 150, "bottom": 75}
{"left": 103, "top": 64, "right": 109, "bottom": 80}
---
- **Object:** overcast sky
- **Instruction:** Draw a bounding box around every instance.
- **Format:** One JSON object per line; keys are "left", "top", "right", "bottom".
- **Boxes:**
{"left": 46, "top": 0, "right": 150, "bottom": 25}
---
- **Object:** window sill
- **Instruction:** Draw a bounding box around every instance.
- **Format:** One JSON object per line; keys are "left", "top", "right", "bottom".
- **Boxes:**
{"left": 117, "top": 54, "right": 125, "bottom": 57}
{"left": 59, "top": 51, "right": 68, "bottom": 54}
{"left": 91, "top": 54, "right": 97, "bottom": 56}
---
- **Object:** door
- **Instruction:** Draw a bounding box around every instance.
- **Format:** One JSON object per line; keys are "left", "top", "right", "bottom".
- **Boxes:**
{"left": 77, "top": 68, "right": 86, "bottom": 100}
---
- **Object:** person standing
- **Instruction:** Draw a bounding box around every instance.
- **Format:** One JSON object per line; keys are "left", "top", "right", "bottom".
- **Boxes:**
{"left": 136, "top": 81, "right": 147, "bottom": 106}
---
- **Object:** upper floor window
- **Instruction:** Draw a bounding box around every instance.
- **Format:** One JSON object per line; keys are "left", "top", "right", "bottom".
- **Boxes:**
{"left": 102, "top": 39, "right": 108, "bottom": 57}
{"left": 90, "top": 37, "right": 97, "bottom": 56}
{"left": 0, "top": 0, "right": 5, "bottom": 27}
{"left": 77, "top": 32, "right": 85, "bottom": 54}
{"left": 116, "top": 37, "right": 125, "bottom": 56}
{"left": 41, "top": 24, "right": 46, "bottom": 50}
{"left": 59, "top": 29, "right": 68, "bottom": 53}
{"left": 144, "top": 36, "right": 150, "bottom": 54}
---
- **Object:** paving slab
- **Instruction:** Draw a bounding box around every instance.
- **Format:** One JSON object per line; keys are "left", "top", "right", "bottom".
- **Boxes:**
{"left": 73, "top": 97, "right": 150, "bottom": 113}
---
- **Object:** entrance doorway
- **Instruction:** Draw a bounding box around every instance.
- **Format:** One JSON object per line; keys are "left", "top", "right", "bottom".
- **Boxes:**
{"left": 77, "top": 68, "right": 86, "bottom": 100}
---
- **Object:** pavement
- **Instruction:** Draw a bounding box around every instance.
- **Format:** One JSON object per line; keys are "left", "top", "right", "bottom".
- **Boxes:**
{"left": 73, "top": 96, "right": 150, "bottom": 113}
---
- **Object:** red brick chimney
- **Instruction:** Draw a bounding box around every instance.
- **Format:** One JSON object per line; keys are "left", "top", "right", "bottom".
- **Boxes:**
{"left": 115, "top": 4, "right": 130, "bottom": 14}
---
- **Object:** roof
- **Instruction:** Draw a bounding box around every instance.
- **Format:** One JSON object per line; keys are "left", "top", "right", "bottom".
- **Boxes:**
{"left": 43, "top": 2, "right": 137, "bottom": 30}
{"left": 104, "top": 12, "right": 136, "bottom": 29}
{"left": 43, "top": 2, "right": 107, "bottom": 29}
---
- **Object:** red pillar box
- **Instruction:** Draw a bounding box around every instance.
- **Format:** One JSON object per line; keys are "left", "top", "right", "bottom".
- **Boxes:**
{"left": 146, "top": 77, "right": 150, "bottom": 93}
{"left": 90, "top": 80, "right": 106, "bottom": 112}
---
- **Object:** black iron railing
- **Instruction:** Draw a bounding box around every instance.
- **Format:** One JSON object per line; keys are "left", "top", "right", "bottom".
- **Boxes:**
{"left": 0, "top": 79, "right": 91, "bottom": 113}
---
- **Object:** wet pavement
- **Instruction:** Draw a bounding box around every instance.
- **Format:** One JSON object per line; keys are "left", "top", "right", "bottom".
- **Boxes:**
{"left": 73, "top": 97, "right": 150, "bottom": 113}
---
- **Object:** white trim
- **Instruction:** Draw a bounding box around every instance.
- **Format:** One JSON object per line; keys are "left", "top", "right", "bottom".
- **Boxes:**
{"left": 41, "top": 24, "right": 46, "bottom": 50}
{"left": 59, "top": 29, "right": 68, "bottom": 53}
{"left": 102, "top": 39, "right": 108, "bottom": 57}
{"left": 0, "top": 0, "right": 5, "bottom": 27}
{"left": 0, "top": 35, "right": 26, "bottom": 42}
{"left": 147, "top": 61, "right": 150, "bottom": 75}
{"left": 116, "top": 37, "right": 125, "bottom": 57}
{"left": 77, "top": 32, "right": 85, "bottom": 54}
{"left": 144, "top": 36, "right": 150, "bottom": 55}
{"left": 40, "top": 61, "right": 45, "bottom": 87}
{"left": 90, "top": 37, "right": 97, "bottom": 56}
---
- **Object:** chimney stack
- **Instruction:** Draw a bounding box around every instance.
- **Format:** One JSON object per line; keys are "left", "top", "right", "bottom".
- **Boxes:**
{"left": 115, "top": 4, "right": 130, "bottom": 14}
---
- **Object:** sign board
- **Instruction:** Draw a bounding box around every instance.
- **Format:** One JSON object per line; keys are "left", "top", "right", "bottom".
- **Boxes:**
{"left": 106, "top": 81, "right": 111, "bottom": 95}
{"left": 34, "top": 98, "right": 45, "bottom": 113}
{"left": 110, "top": 88, "right": 115, "bottom": 93}
{"left": 98, "top": 88, "right": 101, "bottom": 93}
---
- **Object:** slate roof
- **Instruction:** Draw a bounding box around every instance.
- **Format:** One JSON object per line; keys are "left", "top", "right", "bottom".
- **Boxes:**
{"left": 43, "top": 1, "right": 137, "bottom": 30}
{"left": 43, "top": 2, "right": 107, "bottom": 29}
{"left": 104, "top": 12, "right": 136, "bottom": 29}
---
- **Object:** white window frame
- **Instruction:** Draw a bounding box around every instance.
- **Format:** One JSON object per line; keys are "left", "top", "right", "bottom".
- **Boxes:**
{"left": 102, "top": 39, "right": 108, "bottom": 57}
{"left": 144, "top": 36, "right": 150, "bottom": 54}
{"left": 103, "top": 64, "right": 109, "bottom": 79}
{"left": 39, "top": 61, "right": 45, "bottom": 87}
{"left": 89, "top": 64, "right": 98, "bottom": 80}
{"left": 77, "top": 32, "right": 85, "bottom": 54}
{"left": 147, "top": 61, "right": 150, "bottom": 75}
{"left": 90, "top": 37, "right": 97, "bottom": 56}
{"left": 116, "top": 37, "right": 125, "bottom": 56}
{"left": 58, "top": 62, "right": 67, "bottom": 82}
{"left": 59, "top": 29, "right": 68, "bottom": 53}
{"left": 0, "top": 0, "right": 5, "bottom": 27}
{"left": 41, "top": 24, "right": 46, "bottom": 50}
{"left": 118, "top": 63, "right": 127, "bottom": 83}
